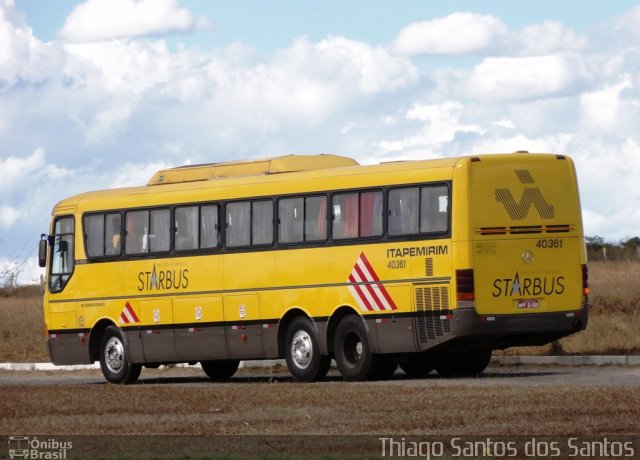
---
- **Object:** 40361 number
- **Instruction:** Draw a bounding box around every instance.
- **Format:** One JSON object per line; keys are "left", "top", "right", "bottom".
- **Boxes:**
{"left": 536, "top": 239, "right": 563, "bottom": 249}
{"left": 387, "top": 259, "right": 407, "bottom": 269}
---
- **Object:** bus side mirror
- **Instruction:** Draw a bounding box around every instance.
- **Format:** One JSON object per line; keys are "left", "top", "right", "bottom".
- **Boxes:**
{"left": 38, "top": 235, "right": 49, "bottom": 268}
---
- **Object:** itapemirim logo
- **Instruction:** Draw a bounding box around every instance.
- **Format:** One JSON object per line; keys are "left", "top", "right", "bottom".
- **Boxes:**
{"left": 8, "top": 436, "right": 72, "bottom": 459}
{"left": 495, "top": 169, "right": 555, "bottom": 220}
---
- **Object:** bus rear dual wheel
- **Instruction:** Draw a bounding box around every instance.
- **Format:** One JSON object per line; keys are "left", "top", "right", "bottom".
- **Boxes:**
{"left": 432, "top": 349, "right": 492, "bottom": 377}
{"left": 333, "top": 315, "right": 397, "bottom": 381}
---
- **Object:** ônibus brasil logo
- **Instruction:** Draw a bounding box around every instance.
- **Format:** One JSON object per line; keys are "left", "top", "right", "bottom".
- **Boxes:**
{"left": 8, "top": 436, "right": 72, "bottom": 459}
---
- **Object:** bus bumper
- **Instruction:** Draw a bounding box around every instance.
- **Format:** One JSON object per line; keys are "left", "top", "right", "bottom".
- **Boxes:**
{"left": 46, "top": 333, "right": 92, "bottom": 365}
{"left": 418, "top": 303, "right": 589, "bottom": 352}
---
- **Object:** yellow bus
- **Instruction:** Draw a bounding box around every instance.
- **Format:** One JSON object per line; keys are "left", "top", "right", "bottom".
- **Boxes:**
{"left": 38, "top": 152, "right": 589, "bottom": 383}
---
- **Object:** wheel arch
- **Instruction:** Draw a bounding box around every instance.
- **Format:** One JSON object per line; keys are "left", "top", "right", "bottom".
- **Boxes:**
{"left": 89, "top": 318, "right": 117, "bottom": 362}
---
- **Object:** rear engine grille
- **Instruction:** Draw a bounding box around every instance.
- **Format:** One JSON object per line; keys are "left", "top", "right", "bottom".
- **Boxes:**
{"left": 415, "top": 285, "right": 451, "bottom": 343}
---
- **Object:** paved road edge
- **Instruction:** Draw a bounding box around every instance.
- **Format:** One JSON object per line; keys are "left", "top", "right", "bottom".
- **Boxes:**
{"left": 1, "top": 355, "right": 639, "bottom": 371}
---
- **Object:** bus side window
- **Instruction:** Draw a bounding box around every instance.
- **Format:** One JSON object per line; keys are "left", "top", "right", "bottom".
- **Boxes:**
{"left": 304, "top": 196, "right": 327, "bottom": 241}
{"left": 388, "top": 188, "right": 419, "bottom": 235}
{"left": 105, "top": 213, "right": 122, "bottom": 256}
{"left": 126, "top": 211, "right": 148, "bottom": 254}
{"left": 149, "top": 209, "right": 170, "bottom": 253}
{"left": 85, "top": 212, "right": 121, "bottom": 258}
{"left": 279, "top": 197, "right": 303, "bottom": 243}
{"left": 420, "top": 186, "right": 448, "bottom": 233}
{"left": 200, "top": 205, "right": 219, "bottom": 249}
{"left": 175, "top": 206, "right": 199, "bottom": 251}
{"left": 333, "top": 193, "right": 358, "bottom": 239}
{"left": 226, "top": 202, "right": 250, "bottom": 247}
{"left": 252, "top": 200, "right": 273, "bottom": 245}
{"left": 84, "top": 214, "right": 104, "bottom": 258}
{"left": 360, "top": 191, "right": 383, "bottom": 237}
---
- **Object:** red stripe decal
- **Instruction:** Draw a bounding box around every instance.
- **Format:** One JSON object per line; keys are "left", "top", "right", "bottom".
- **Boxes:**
{"left": 347, "top": 252, "right": 397, "bottom": 312}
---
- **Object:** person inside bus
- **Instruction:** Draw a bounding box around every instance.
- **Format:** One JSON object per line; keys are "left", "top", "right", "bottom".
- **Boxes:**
{"left": 105, "top": 233, "right": 121, "bottom": 256}
{"left": 125, "top": 213, "right": 147, "bottom": 254}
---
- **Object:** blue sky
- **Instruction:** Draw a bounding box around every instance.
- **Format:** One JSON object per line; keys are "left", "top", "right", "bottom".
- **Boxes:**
{"left": 2, "top": 0, "right": 640, "bottom": 283}
{"left": 17, "top": 1, "right": 640, "bottom": 49}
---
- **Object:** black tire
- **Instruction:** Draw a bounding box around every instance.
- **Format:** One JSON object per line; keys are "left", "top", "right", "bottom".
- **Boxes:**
{"left": 201, "top": 360, "right": 240, "bottom": 380}
{"left": 99, "top": 326, "right": 142, "bottom": 384}
{"left": 284, "top": 317, "right": 331, "bottom": 382}
{"left": 333, "top": 315, "right": 375, "bottom": 381}
{"left": 369, "top": 355, "right": 397, "bottom": 380}
{"left": 399, "top": 354, "right": 434, "bottom": 378}
{"left": 434, "top": 349, "right": 492, "bottom": 377}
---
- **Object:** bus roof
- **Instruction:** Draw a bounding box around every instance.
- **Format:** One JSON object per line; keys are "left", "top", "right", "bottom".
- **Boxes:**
{"left": 51, "top": 153, "right": 561, "bottom": 215}
{"left": 146, "top": 154, "right": 359, "bottom": 185}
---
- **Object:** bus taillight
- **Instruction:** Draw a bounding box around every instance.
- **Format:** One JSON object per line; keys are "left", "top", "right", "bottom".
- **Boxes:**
{"left": 582, "top": 264, "right": 589, "bottom": 296}
{"left": 456, "top": 268, "right": 475, "bottom": 302}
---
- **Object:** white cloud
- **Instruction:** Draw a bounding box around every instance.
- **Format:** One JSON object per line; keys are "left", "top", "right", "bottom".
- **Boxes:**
{"left": 492, "top": 118, "right": 515, "bottom": 129}
{"left": 580, "top": 77, "right": 632, "bottom": 129}
{"left": 462, "top": 53, "right": 592, "bottom": 102}
{"left": 108, "top": 160, "right": 176, "bottom": 188}
{"left": 391, "top": 13, "right": 508, "bottom": 56}
{"left": 572, "top": 137, "right": 640, "bottom": 239}
{"left": 519, "top": 21, "right": 588, "bottom": 55}
{"left": 376, "top": 101, "right": 484, "bottom": 158}
{"left": 468, "top": 133, "right": 574, "bottom": 156}
{"left": 0, "top": 1, "right": 60, "bottom": 88}
{"left": 600, "top": 5, "right": 640, "bottom": 44}
{"left": 0, "top": 148, "right": 71, "bottom": 193}
{"left": 57, "top": 0, "right": 211, "bottom": 43}
{"left": 0, "top": 205, "right": 18, "bottom": 229}
{"left": 391, "top": 13, "right": 586, "bottom": 57}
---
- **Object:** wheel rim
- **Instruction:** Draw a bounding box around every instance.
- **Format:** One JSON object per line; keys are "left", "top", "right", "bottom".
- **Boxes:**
{"left": 290, "top": 329, "right": 313, "bottom": 369}
{"left": 343, "top": 331, "right": 363, "bottom": 365}
{"left": 104, "top": 336, "right": 125, "bottom": 374}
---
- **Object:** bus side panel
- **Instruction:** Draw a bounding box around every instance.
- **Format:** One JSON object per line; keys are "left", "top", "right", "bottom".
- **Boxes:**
{"left": 47, "top": 305, "right": 92, "bottom": 365}
{"left": 173, "top": 296, "right": 228, "bottom": 361}
{"left": 374, "top": 284, "right": 418, "bottom": 354}
{"left": 138, "top": 299, "right": 178, "bottom": 362}
{"left": 224, "top": 294, "right": 264, "bottom": 359}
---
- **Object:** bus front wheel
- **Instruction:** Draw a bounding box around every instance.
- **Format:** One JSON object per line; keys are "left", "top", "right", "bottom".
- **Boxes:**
{"left": 284, "top": 317, "right": 330, "bottom": 381}
{"left": 99, "top": 326, "right": 142, "bottom": 384}
{"left": 201, "top": 360, "right": 240, "bottom": 380}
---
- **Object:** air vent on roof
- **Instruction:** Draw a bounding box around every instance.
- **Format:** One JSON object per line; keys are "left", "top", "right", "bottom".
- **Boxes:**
{"left": 147, "top": 154, "right": 359, "bottom": 185}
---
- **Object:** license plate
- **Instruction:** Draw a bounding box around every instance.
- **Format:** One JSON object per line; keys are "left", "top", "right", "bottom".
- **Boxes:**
{"left": 517, "top": 299, "right": 539, "bottom": 309}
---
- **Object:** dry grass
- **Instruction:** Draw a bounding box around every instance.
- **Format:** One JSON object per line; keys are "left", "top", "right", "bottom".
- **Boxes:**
{"left": 1, "top": 262, "right": 639, "bottom": 362}
{"left": 0, "top": 287, "right": 47, "bottom": 362}
{"left": 1, "top": 383, "right": 639, "bottom": 436}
